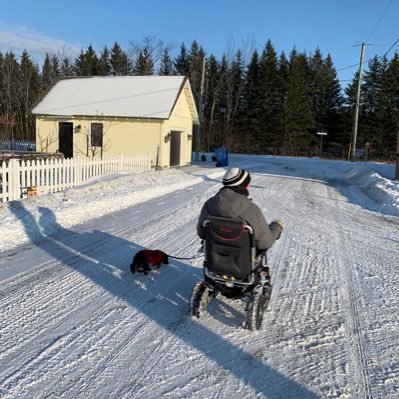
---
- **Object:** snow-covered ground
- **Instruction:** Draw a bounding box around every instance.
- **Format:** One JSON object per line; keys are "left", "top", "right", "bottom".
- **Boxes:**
{"left": 1, "top": 154, "right": 398, "bottom": 398}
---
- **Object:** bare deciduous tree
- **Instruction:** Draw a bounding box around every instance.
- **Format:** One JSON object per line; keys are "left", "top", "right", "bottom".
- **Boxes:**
{"left": 128, "top": 36, "right": 175, "bottom": 72}
{"left": 36, "top": 126, "right": 58, "bottom": 152}
{"left": 74, "top": 120, "right": 112, "bottom": 158}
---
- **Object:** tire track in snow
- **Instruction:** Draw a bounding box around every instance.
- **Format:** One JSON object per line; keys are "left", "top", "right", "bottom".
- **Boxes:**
{"left": 327, "top": 183, "right": 374, "bottom": 399}
{"left": 0, "top": 180, "right": 219, "bottom": 398}
{"left": 251, "top": 173, "right": 353, "bottom": 396}
{"left": 0, "top": 269, "right": 97, "bottom": 362}
{"left": 1, "top": 289, "right": 117, "bottom": 397}
{"left": 329, "top": 185, "right": 399, "bottom": 399}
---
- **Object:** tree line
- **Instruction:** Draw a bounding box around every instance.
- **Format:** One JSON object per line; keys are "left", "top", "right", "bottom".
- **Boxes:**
{"left": 0, "top": 38, "right": 398, "bottom": 159}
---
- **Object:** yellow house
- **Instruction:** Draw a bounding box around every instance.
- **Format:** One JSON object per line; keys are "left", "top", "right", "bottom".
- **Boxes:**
{"left": 31, "top": 76, "right": 198, "bottom": 168}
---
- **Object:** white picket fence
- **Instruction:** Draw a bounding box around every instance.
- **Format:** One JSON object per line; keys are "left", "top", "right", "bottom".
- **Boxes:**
{"left": 0, "top": 154, "right": 152, "bottom": 203}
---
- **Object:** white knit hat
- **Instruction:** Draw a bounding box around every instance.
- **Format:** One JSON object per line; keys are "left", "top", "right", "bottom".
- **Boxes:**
{"left": 222, "top": 167, "right": 251, "bottom": 187}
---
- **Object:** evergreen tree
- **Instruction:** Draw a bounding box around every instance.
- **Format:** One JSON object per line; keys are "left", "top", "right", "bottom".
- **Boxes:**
{"left": 133, "top": 47, "right": 154, "bottom": 75}
{"left": 381, "top": 53, "right": 399, "bottom": 154}
{"left": 82, "top": 45, "right": 100, "bottom": 75}
{"left": 73, "top": 50, "right": 86, "bottom": 76}
{"left": 344, "top": 71, "right": 359, "bottom": 110}
{"left": 60, "top": 57, "right": 74, "bottom": 76}
{"left": 202, "top": 54, "right": 220, "bottom": 150}
{"left": 217, "top": 55, "right": 229, "bottom": 146}
{"left": 0, "top": 51, "right": 4, "bottom": 97}
{"left": 343, "top": 70, "right": 360, "bottom": 156}
{"left": 0, "top": 51, "right": 7, "bottom": 141}
{"left": 204, "top": 54, "right": 228, "bottom": 148}
{"left": 187, "top": 40, "right": 206, "bottom": 108}
{"left": 158, "top": 49, "right": 173, "bottom": 75}
{"left": 361, "top": 55, "right": 387, "bottom": 151}
{"left": 98, "top": 46, "right": 111, "bottom": 76}
{"left": 283, "top": 48, "right": 314, "bottom": 155}
{"left": 226, "top": 49, "right": 246, "bottom": 149}
{"left": 0, "top": 52, "right": 20, "bottom": 141}
{"left": 19, "top": 50, "right": 41, "bottom": 139}
{"left": 322, "top": 54, "right": 345, "bottom": 150}
{"left": 51, "top": 54, "right": 61, "bottom": 78}
{"left": 42, "top": 53, "right": 55, "bottom": 89}
{"left": 269, "top": 51, "right": 289, "bottom": 151}
{"left": 174, "top": 43, "right": 189, "bottom": 76}
{"left": 241, "top": 49, "right": 263, "bottom": 150}
{"left": 110, "top": 42, "right": 132, "bottom": 76}
{"left": 309, "top": 48, "right": 327, "bottom": 129}
{"left": 257, "top": 39, "right": 282, "bottom": 151}
{"left": 362, "top": 56, "right": 385, "bottom": 113}
{"left": 308, "top": 49, "right": 344, "bottom": 147}
{"left": 324, "top": 55, "right": 343, "bottom": 111}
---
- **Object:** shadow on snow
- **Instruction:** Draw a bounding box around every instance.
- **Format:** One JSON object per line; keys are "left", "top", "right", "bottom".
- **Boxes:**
{"left": 8, "top": 202, "right": 320, "bottom": 399}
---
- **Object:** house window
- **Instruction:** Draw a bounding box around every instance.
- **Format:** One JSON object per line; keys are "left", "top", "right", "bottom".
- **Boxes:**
{"left": 91, "top": 123, "right": 103, "bottom": 147}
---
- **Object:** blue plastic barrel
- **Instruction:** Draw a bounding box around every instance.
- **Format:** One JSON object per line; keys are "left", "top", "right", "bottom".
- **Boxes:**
{"left": 214, "top": 147, "right": 228, "bottom": 167}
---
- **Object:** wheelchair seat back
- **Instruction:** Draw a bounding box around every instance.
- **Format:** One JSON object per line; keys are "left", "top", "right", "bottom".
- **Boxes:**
{"left": 203, "top": 216, "right": 256, "bottom": 282}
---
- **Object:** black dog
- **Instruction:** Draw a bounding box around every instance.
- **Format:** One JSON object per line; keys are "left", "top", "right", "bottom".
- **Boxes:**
{"left": 130, "top": 249, "right": 169, "bottom": 275}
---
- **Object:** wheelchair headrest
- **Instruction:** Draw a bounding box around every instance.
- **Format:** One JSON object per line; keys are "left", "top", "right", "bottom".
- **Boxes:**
{"left": 205, "top": 217, "right": 252, "bottom": 241}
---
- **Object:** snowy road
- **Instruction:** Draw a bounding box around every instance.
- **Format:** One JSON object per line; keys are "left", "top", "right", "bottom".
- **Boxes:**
{"left": 1, "top": 156, "right": 398, "bottom": 398}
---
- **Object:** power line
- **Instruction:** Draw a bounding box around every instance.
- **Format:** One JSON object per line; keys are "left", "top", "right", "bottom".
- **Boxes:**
{"left": 366, "top": 0, "right": 394, "bottom": 42}
{"left": 334, "top": 0, "right": 397, "bottom": 74}
{"left": 335, "top": 0, "right": 394, "bottom": 74}
{"left": 382, "top": 37, "right": 399, "bottom": 58}
{"left": 336, "top": 36, "right": 399, "bottom": 74}
{"left": 336, "top": 62, "right": 365, "bottom": 72}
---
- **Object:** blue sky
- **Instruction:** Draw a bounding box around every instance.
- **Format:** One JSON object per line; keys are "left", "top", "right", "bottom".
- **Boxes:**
{"left": 1, "top": 0, "right": 398, "bottom": 85}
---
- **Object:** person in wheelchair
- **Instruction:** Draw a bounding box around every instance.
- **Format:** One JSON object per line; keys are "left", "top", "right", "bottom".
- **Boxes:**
{"left": 197, "top": 167, "right": 284, "bottom": 262}
{"left": 192, "top": 167, "right": 284, "bottom": 330}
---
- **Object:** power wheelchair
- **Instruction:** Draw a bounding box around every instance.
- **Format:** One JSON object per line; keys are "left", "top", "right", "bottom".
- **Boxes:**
{"left": 190, "top": 216, "right": 272, "bottom": 331}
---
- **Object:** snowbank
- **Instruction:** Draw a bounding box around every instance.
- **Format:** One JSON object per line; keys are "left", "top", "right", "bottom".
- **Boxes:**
{"left": 0, "top": 169, "right": 203, "bottom": 251}
{"left": 345, "top": 167, "right": 399, "bottom": 216}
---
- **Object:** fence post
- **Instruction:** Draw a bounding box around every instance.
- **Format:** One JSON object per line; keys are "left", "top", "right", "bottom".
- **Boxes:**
{"left": 75, "top": 157, "right": 80, "bottom": 186}
{"left": 1, "top": 160, "right": 8, "bottom": 202}
{"left": 119, "top": 154, "right": 124, "bottom": 172}
{"left": 8, "top": 159, "right": 20, "bottom": 201}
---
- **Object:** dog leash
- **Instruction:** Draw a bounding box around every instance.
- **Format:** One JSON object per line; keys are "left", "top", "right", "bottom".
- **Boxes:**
{"left": 167, "top": 253, "right": 204, "bottom": 260}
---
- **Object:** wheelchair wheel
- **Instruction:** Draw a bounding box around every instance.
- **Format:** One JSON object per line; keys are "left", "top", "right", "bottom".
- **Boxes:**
{"left": 246, "top": 284, "right": 272, "bottom": 331}
{"left": 190, "top": 281, "right": 210, "bottom": 318}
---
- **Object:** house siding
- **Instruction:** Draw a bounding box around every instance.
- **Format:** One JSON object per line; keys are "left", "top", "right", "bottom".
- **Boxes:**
{"left": 36, "top": 116, "right": 162, "bottom": 164}
{"left": 161, "top": 84, "right": 195, "bottom": 167}
{"left": 36, "top": 118, "right": 63, "bottom": 153}
{"left": 101, "top": 118, "right": 161, "bottom": 162}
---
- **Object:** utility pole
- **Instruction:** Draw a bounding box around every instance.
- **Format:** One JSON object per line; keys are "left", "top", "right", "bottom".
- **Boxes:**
{"left": 351, "top": 42, "right": 366, "bottom": 162}
{"left": 195, "top": 56, "right": 206, "bottom": 162}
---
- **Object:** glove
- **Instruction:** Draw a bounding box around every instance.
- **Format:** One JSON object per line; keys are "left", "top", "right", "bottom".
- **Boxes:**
{"left": 271, "top": 219, "right": 284, "bottom": 230}
{"left": 270, "top": 219, "right": 284, "bottom": 240}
